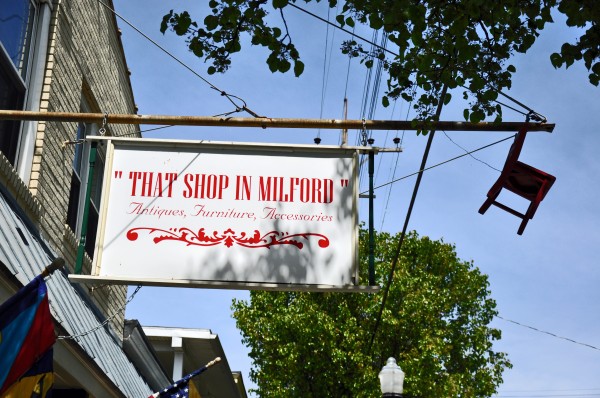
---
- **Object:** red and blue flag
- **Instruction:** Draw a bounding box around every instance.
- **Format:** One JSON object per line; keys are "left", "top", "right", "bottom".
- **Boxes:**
{"left": 0, "top": 275, "right": 56, "bottom": 396}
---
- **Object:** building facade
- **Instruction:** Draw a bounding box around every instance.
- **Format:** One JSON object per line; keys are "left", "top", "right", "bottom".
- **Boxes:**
{"left": 0, "top": 0, "right": 153, "bottom": 395}
{"left": 1, "top": 1, "right": 246, "bottom": 396}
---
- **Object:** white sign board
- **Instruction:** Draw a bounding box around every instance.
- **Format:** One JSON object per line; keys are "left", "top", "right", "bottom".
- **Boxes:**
{"left": 90, "top": 138, "right": 360, "bottom": 290}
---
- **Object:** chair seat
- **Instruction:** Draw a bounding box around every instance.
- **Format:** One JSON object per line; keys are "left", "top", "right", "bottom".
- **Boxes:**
{"left": 502, "top": 161, "right": 556, "bottom": 200}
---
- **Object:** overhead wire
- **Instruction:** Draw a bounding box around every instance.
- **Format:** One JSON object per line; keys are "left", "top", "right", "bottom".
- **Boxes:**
{"left": 94, "top": 3, "right": 584, "bottom": 382}
{"left": 379, "top": 145, "right": 401, "bottom": 231}
{"left": 288, "top": 3, "right": 398, "bottom": 58}
{"left": 495, "top": 388, "right": 600, "bottom": 398}
{"left": 499, "top": 389, "right": 600, "bottom": 393}
{"left": 497, "top": 394, "right": 600, "bottom": 397}
{"left": 442, "top": 130, "right": 502, "bottom": 172}
{"left": 102, "top": 5, "right": 585, "bottom": 392}
{"left": 496, "top": 315, "right": 600, "bottom": 351}
{"left": 289, "top": 3, "right": 542, "bottom": 236}
{"left": 139, "top": 125, "right": 174, "bottom": 135}
{"left": 316, "top": 4, "right": 339, "bottom": 142}
{"left": 375, "top": 98, "right": 398, "bottom": 182}
{"left": 97, "top": 0, "right": 262, "bottom": 118}
{"left": 285, "top": 7, "right": 551, "bottom": 350}
{"left": 339, "top": 27, "right": 355, "bottom": 145}
{"left": 289, "top": 3, "right": 542, "bottom": 119}
{"left": 357, "top": 31, "right": 387, "bottom": 190}
{"left": 368, "top": 84, "right": 449, "bottom": 351}
{"left": 379, "top": 99, "right": 409, "bottom": 230}
{"left": 361, "top": 133, "right": 515, "bottom": 195}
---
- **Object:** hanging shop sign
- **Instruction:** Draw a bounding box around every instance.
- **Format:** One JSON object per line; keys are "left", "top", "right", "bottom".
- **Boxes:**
{"left": 81, "top": 137, "right": 362, "bottom": 291}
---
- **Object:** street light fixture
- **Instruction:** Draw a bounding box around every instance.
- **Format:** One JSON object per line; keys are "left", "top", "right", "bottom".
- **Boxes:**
{"left": 379, "top": 357, "right": 405, "bottom": 397}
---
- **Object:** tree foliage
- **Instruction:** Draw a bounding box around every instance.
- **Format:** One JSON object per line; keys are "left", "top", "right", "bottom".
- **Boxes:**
{"left": 232, "top": 228, "right": 510, "bottom": 397}
{"left": 161, "top": 0, "right": 598, "bottom": 125}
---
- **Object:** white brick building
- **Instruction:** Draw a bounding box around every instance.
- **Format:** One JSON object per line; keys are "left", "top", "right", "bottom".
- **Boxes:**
{"left": 0, "top": 1, "right": 247, "bottom": 396}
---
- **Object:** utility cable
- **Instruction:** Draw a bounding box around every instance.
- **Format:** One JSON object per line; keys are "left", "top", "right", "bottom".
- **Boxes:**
{"left": 139, "top": 125, "right": 174, "bottom": 135}
{"left": 97, "top": 0, "right": 262, "bottom": 118}
{"left": 378, "top": 98, "right": 407, "bottom": 230}
{"left": 368, "top": 84, "right": 448, "bottom": 352}
{"left": 495, "top": 388, "right": 600, "bottom": 398}
{"left": 496, "top": 315, "right": 600, "bottom": 351}
{"left": 500, "top": 389, "right": 600, "bottom": 393}
{"left": 378, "top": 104, "right": 401, "bottom": 230}
{"left": 375, "top": 98, "right": 397, "bottom": 183}
{"left": 379, "top": 148, "right": 401, "bottom": 231}
{"left": 289, "top": 3, "right": 398, "bottom": 58}
{"left": 356, "top": 31, "right": 377, "bottom": 186}
{"left": 496, "top": 393, "right": 600, "bottom": 397}
{"left": 289, "top": 3, "right": 542, "bottom": 119}
{"left": 361, "top": 133, "right": 515, "bottom": 195}
{"left": 317, "top": 5, "right": 338, "bottom": 141}
{"left": 442, "top": 130, "right": 502, "bottom": 172}
{"left": 339, "top": 27, "right": 355, "bottom": 145}
{"left": 358, "top": 31, "right": 387, "bottom": 189}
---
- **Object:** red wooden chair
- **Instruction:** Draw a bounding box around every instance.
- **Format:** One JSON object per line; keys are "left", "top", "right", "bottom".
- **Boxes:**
{"left": 479, "top": 123, "right": 556, "bottom": 235}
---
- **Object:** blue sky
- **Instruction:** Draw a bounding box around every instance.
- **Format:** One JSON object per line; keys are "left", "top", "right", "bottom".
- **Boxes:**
{"left": 114, "top": 1, "right": 600, "bottom": 396}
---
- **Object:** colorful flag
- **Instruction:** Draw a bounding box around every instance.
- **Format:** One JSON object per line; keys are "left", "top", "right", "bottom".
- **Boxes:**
{"left": 0, "top": 275, "right": 56, "bottom": 396}
{"left": 149, "top": 357, "right": 221, "bottom": 398}
{"left": 1, "top": 349, "right": 54, "bottom": 397}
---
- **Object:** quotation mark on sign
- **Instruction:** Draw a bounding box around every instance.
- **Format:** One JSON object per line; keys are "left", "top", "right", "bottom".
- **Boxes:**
{"left": 114, "top": 170, "right": 123, "bottom": 179}
{"left": 340, "top": 179, "right": 349, "bottom": 187}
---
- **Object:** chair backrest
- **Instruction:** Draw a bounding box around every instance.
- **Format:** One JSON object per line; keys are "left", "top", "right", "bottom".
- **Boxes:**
{"left": 502, "top": 124, "right": 528, "bottom": 172}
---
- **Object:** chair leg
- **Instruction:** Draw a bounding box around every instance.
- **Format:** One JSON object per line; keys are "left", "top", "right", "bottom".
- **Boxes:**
{"left": 479, "top": 198, "right": 493, "bottom": 214}
{"left": 517, "top": 218, "right": 529, "bottom": 235}
{"left": 518, "top": 198, "right": 542, "bottom": 235}
{"left": 479, "top": 189, "right": 501, "bottom": 215}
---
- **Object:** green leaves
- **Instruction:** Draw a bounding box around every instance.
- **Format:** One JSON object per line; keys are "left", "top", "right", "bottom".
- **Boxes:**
{"left": 232, "top": 228, "right": 510, "bottom": 397}
{"left": 160, "top": 1, "right": 305, "bottom": 77}
{"left": 204, "top": 15, "right": 219, "bottom": 31}
{"left": 159, "top": 10, "right": 172, "bottom": 34}
{"left": 369, "top": 13, "right": 383, "bottom": 30}
{"left": 272, "top": 0, "right": 288, "bottom": 9}
{"left": 293, "top": 60, "right": 305, "bottom": 77}
{"left": 382, "top": 95, "right": 390, "bottom": 107}
{"left": 160, "top": 0, "right": 599, "bottom": 127}
{"left": 551, "top": 1, "right": 600, "bottom": 86}
{"left": 161, "top": 11, "right": 195, "bottom": 36}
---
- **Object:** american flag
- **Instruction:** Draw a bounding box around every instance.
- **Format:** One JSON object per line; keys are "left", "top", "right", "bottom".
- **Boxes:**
{"left": 152, "top": 378, "right": 190, "bottom": 398}
{"left": 149, "top": 357, "right": 221, "bottom": 398}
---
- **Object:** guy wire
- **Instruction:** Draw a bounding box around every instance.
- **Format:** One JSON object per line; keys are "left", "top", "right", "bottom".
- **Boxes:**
{"left": 97, "top": 0, "right": 262, "bottom": 118}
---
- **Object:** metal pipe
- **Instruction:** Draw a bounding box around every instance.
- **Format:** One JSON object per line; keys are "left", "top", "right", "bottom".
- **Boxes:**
{"left": 368, "top": 150, "right": 376, "bottom": 286}
{"left": 0, "top": 110, "right": 555, "bottom": 132}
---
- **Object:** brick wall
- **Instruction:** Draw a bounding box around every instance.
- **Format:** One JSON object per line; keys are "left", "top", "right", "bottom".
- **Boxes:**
{"left": 29, "top": 0, "right": 140, "bottom": 339}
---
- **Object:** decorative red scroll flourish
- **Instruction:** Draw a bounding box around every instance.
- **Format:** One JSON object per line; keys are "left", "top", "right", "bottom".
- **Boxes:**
{"left": 126, "top": 227, "right": 330, "bottom": 250}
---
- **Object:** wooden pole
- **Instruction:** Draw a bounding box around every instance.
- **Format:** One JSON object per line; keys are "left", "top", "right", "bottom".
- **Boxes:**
{"left": 0, "top": 110, "right": 555, "bottom": 132}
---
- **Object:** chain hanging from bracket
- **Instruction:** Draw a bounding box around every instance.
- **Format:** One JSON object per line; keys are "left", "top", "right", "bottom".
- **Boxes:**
{"left": 361, "top": 118, "right": 367, "bottom": 146}
{"left": 99, "top": 112, "right": 108, "bottom": 135}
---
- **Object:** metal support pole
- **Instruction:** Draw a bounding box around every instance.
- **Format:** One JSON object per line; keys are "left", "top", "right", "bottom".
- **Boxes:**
{"left": 368, "top": 150, "right": 375, "bottom": 286}
{"left": 75, "top": 142, "right": 97, "bottom": 274}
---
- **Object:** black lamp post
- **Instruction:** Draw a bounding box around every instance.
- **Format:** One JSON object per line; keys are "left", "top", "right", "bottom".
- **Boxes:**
{"left": 379, "top": 357, "right": 405, "bottom": 397}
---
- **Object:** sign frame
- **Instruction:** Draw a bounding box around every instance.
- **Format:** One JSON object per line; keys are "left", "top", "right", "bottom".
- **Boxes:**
{"left": 69, "top": 137, "right": 378, "bottom": 292}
